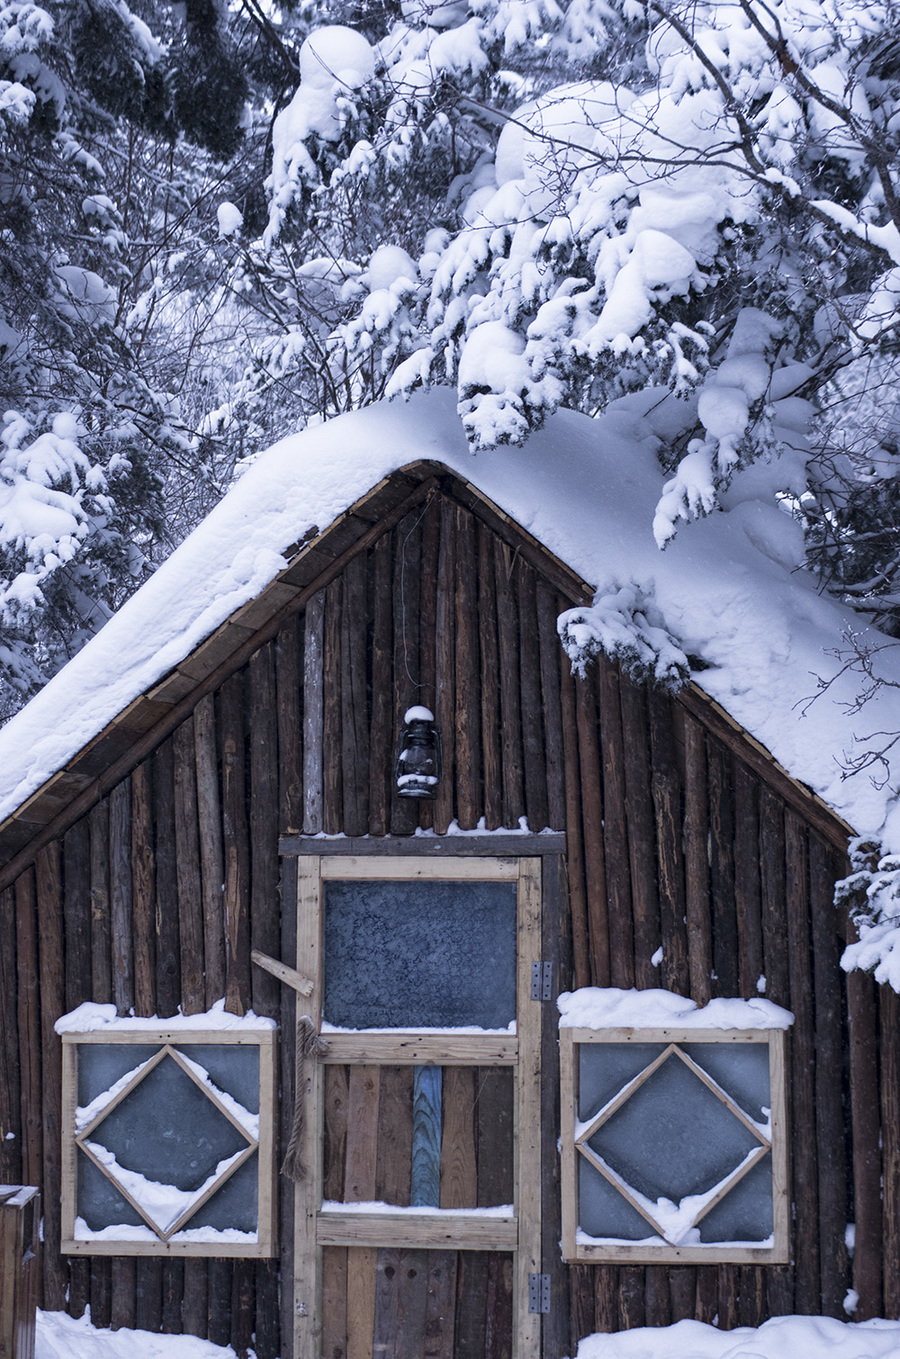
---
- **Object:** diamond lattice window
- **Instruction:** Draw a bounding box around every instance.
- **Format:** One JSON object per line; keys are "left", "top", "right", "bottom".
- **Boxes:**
{"left": 61, "top": 1024, "right": 276, "bottom": 1258}
{"left": 560, "top": 1025, "right": 789, "bottom": 1264}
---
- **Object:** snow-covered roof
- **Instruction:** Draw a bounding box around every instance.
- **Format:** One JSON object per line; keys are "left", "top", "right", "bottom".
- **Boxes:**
{"left": 1, "top": 388, "right": 899, "bottom": 848}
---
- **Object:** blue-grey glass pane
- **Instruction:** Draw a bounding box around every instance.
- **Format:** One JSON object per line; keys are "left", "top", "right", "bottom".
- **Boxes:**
{"left": 324, "top": 880, "right": 517, "bottom": 1028}
{"left": 578, "top": 1044, "right": 663, "bottom": 1121}
{"left": 77, "top": 1148, "right": 145, "bottom": 1230}
{"left": 588, "top": 1054, "right": 759, "bottom": 1202}
{"left": 178, "top": 1045, "right": 260, "bottom": 1115}
{"left": 185, "top": 1153, "right": 258, "bottom": 1233}
{"left": 78, "top": 1045, "right": 157, "bottom": 1108}
{"left": 578, "top": 1158, "right": 655, "bottom": 1240}
{"left": 92, "top": 1055, "right": 248, "bottom": 1191}
{"left": 683, "top": 1043, "right": 770, "bottom": 1122}
{"left": 699, "top": 1154, "right": 773, "bottom": 1243}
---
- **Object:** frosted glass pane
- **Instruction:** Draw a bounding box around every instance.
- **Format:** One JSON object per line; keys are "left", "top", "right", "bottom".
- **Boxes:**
{"left": 588, "top": 1054, "right": 758, "bottom": 1201}
{"left": 178, "top": 1045, "right": 260, "bottom": 1113}
{"left": 578, "top": 1044, "right": 662, "bottom": 1120}
{"left": 77, "top": 1149, "right": 145, "bottom": 1230}
{"left": 324, "top": 879, "right": 517, "bottom": 1028}
{"left": 185, "top": 1153, "right": 258, "bottom": 1233}
{"left": 78, "top": 1044, "right": 157, "bottom": 1108}
{"left": 578, "top": 1159, "right": 653, "bottom": 1240}
{"left": 683, "top": 1043, "right": 770, "bottom": 1121}
{"left": 92, "top": 1055, "right": 248, "bottom": 1192}
{"left": 698, "top": 1154, "right": 773, "bottom": 1242}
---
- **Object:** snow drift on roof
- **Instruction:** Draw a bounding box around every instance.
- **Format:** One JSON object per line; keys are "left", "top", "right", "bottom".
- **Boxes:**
{"left": 0, "top": 388, "right": 898, "bottom": 852}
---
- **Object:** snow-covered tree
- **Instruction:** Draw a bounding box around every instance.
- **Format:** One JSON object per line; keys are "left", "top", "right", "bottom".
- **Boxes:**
{"left": 0, "top": 0, "right": 255, "bottom": 715}
{"left": 255, "top": 0, "right": 900, "bottom": 638}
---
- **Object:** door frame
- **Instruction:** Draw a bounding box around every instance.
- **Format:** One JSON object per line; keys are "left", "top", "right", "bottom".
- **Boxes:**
{"left": 281, "top": 839, "right": 561, "bottom": 1359}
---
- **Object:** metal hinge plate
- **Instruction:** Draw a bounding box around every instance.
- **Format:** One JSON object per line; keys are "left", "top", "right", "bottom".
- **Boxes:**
{"left": 528, "top": 1273, "right": 551, "bottom": 1313}
{"left": 530, "top": 960, "right": 553, "bottom": 1001}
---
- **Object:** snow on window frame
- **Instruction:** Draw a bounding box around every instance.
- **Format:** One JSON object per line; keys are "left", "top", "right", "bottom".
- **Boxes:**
{"left": 59, "top": 1013, "right": 277, "bottom": 1259}
{"left": 559, "top": 990, "right": 790, "bottom": 1266}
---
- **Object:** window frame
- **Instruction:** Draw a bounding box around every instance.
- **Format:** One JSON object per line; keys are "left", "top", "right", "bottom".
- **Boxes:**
{"left": 560, "top": 1024, "right": 789, "bottom": 1264}
{"left": 60, "top": 1024, "right": 277, "bottom": 1258}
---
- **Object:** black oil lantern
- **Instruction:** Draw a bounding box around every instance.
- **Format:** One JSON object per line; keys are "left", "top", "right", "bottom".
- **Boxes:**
{"left": 395, "top": 705, "right": 442, "bottom": 798}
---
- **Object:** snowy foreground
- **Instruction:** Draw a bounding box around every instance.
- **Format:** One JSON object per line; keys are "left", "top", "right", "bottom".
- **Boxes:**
{"left": 35, "top": 1309, "right": 900, "bottom": 1359}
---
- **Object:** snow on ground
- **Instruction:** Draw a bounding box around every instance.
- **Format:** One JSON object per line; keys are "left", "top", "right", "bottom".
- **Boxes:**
{"left": 35, "top": 1309, "right": 900, "bottom": 1359}
{"left": 36, "top": 1309, "right": 241, "bottom": 1359}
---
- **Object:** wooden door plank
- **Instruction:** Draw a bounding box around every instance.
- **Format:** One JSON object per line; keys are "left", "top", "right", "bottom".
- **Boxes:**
{"left": 293, "top": 858, "right": 324, "bottom": 1359}
{"left": 440, "top": 1067, "right": 477, "bottom": 1209}
{"left": 424, "top": 1251, "right": 457, "bottom": 1359}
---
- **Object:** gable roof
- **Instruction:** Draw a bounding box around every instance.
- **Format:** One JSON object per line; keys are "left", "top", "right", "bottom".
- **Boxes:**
{"left": 0, "top": 388, "right": 895, "bottom": 866}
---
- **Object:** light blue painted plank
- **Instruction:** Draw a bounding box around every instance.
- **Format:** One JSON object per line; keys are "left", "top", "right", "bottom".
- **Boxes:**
{"left": 411, "top": 1065, "right": 442, "bottom": 1207}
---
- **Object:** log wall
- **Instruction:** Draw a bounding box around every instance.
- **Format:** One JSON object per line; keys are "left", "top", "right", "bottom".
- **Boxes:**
{"left": 0, "top": 482, "right": 889, "bottom": 1356}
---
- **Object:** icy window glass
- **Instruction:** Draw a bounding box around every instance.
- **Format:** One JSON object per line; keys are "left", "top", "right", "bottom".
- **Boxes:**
{"left": 575, "top": 1039, "right": 775, "bottom": 1248}
{"left": 323, "top": 879, "right": 517, "bottom": 1028}
{"left": 72, "top": 1041, "right": 263, "bottom": 1245}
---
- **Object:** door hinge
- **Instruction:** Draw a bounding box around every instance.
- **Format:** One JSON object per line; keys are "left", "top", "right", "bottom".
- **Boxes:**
{"left": 528, "top": 1273, "right": 551, "bottom": 1313}
{"left": 530, "top": 960, "right": 553, "bottom": 1001}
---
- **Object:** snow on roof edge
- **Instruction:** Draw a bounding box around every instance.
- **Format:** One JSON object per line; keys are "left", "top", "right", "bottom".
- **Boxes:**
{"left": 0, "top": 388, "right": 898, "bottom": 851}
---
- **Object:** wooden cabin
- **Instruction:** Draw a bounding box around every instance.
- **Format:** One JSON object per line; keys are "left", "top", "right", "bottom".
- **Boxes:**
{"left": 0, "top": 395, "right": 893, "bottom": 1359}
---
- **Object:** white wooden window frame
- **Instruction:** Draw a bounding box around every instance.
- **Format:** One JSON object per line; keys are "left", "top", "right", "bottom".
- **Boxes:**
{"left": 560, "top": 1025, "right": 789, "bottom": 1265}
{"left": 291, "top": 853, "right": 543, "bottom": 1359}
{"left": 61, "top": 1025, "right": 277, "bottom": 1258}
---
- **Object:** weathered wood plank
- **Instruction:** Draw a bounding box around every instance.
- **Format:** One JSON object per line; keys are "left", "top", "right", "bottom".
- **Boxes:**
{"left": 733, "top": 762, "right": 763, "bottom": 998}
{"left": 194, "top": 694, "right": 225, "bottom": 1007}
{"left": 432, "top": 499, "right": 456, "bottom": 836}
{"left": 536, "top": 581, "right": 566, "bottom": 831}
{"left": 682, "top": 715, "right": 712, "bottom": 1004}
{"left": 847, "top": 960, "right": 882, "bottom": 1317}
{"left": 575, "top": 670, "right": 608, "bottom": 986}
{"left": 376, "top": 1066, "right": 413, "bottom": 1207}
{"left": 648, "top": 688, "right": 689, "bottom": 994}
{"left": 221, "top": 673, "right": 251, "bottom": 1015}
{"left": 368, "top": 533, "right": 394, "bottom": 837}
{"left": 707, "top": 741, "right": 737, "bottom": 997}
{"left": 478, "top": 524, "right": 503, "bottom": 832}
{"left": 63, "top": 819, "right": 91, "bottom": 1013}
{"left": 324, "top": 1064, "right": 350, "bottom": 1202}
{"left": 275, "top": 616, "right": 303, "bottom": 834}
{"left": 517, "top": 560, "right": 548, "bottom": 834}
{"left": 598, "top": 660, "right": 634, "bottom": 989}
{"left": 494, "top": 542, "right": 525, "bottom": 827}
{"left": 391, "top": 509, "right": 423, "bottom": 836}
{"left": 89, "top": 800, "right": 111, "bottom": 1005}
{"left": 881, "top": 982, "right": 900, "bottom": 1316}
{"left": 153, "top": 738, "right": 180, "bottom": 1019}
{"left": 456, "top": 504, "right": 483, "bottom": 830}
{"left": 321, "top": 1246, "right": 348, "bottom": 1359}
{"left": 342, "top": 552, "right": 370, "bottom": 838}
{"left": 809, "top": 833, "right": 848, "bottom": 1315}
{"left": 172, "top": 721, "right": 204, "bottom": 1015}
{"left": 441, "top": 1067, "right": 477, "bottom": 1209}
{"left": 424, "top": 1251, "right": 457, "bottom": 1359}
{"left": 13, "top": 873, "right": 39, "bottom": 1200}
{"left": 302, "top": 589, "right": 326, "bottom": 835}
{"left": 250, "top": 645, "right": 280, "bottom": 1018}
{"left": 759, "top": 786, "right": 789, "bottom": 1009}
{"left": 620, "top": 681, "right": 659, "bottom": 989}
{"left": 476, "top": 1069, "right": 513, "bottom": 1208}
{"left": 0, "top": 888, "right": 21, "bottom": 1183}
{"left": 323, "top": 577, "right": 343, "bottom": 836}
{"left": 561, "top": 655, "right": 590, "bottom": 990}
{"left": 36, "top": 844, "right": 66, "bottom": 1311}
{"left": 412, "top": 1066, "right": 442, "bottom": 1209}
{"left": 785, "top": 811, "right": 820, "bottom": 1314}
{"left": 131, "top": 761, "right": 155, "bottom": 1016}
{"left": 108, "top": 779, "right": 133, "bottom": 1016}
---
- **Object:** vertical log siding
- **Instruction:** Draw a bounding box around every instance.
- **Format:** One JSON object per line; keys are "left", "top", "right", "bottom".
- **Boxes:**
{"left": 0, "top": 485, "right": 874, "bottom": 1356}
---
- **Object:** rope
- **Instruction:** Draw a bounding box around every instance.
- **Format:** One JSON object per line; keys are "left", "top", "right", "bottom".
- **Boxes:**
{"left": 280, "top": 1015, "right": 328, "bottom": 1181}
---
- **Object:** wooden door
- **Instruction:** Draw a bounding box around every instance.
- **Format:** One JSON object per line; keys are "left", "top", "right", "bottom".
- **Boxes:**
{"left": 289, "top": 854, "right": 543, "bottom": 1359}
